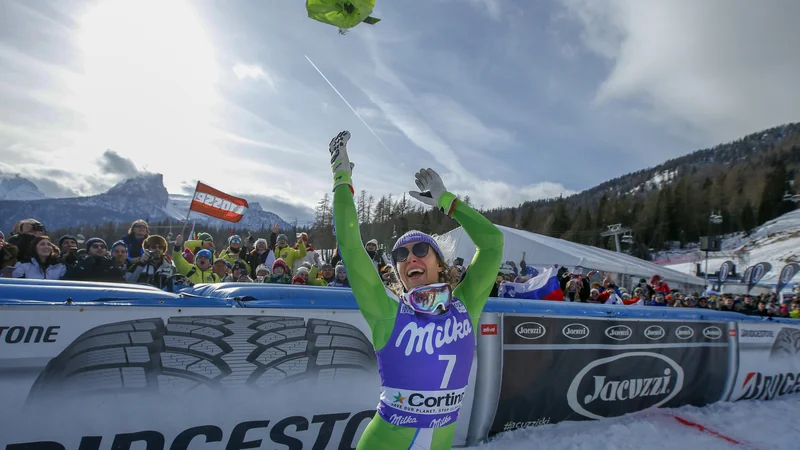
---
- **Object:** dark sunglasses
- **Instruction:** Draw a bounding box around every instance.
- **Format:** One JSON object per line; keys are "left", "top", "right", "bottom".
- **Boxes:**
{"left": 91, "top": 244, "right": 107, "bottom": 249}
{"left": 392, "top": 242, "right": 430, "bottom": 263}
{"left": 148, "top": 245, "right": 165, "bottom": 250}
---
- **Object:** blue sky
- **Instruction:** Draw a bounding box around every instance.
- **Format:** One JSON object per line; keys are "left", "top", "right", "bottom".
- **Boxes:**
{"left": 1, "top": 0, "right": 798, "bottom": 222}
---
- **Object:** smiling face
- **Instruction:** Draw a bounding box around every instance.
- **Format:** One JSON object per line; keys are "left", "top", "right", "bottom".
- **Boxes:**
{"left": 396, "top": 242, "right": 441, "bottom": 290}
{"left": 257, "top": 242, "right": 267, "bottom": 252}
{"left": 212, "top": 261, "right": 227, "bottom": 276}
{"left": 35, "top": 239, "right": 53, "bottom": 259}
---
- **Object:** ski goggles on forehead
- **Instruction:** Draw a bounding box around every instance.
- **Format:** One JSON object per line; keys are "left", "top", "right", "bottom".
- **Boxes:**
{"left": 404, "top": 283, "right": 452, "bottom": 314}
{"left": 230, "top": 237, "right": 242, "bottom": 244}
{"left": 392, "top": 242, "right": 430, "bottom": 263}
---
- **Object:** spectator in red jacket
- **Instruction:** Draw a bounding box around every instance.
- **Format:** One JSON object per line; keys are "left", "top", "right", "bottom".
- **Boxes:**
{"left": 650, "top": 274, "right": 671, "bottom": 295}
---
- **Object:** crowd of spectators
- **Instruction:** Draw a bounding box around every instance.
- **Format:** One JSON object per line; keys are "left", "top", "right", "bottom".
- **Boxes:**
{"left": 1, "top": 217, "right": 796, "bottom": 318}
{"left": 487, "top": 260, "right": 799, "bottom": 318}
{"left": 0, "top": 218, "right": 398, "bottom": 291}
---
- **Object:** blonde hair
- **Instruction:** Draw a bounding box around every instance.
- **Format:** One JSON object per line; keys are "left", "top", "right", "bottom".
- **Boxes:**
{"left": 128, "top": 219, "right": 150, "bottom": 235}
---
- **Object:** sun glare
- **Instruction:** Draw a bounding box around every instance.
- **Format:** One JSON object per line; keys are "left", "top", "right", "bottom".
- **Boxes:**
{"left": 76, "top": 0, "right": 219, "bottom": 172}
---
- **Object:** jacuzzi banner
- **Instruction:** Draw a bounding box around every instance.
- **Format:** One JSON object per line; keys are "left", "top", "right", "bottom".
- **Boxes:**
{"left": 0, "top": 308, "right": 386, "bottom": 449}
{"left": 727, "top": 322, "right": 800, "bottom": 402}
{"left": 489, "top": 315, "right": 734, "bottom": 436}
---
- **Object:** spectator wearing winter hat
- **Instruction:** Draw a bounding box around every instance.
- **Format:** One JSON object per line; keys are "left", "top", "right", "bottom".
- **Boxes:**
{"left": 64, "top": 238, "right": 125, "bottom": 283}
{"left": 650, "top": 274, "right": 671, "bottom": 295}
{"left": 125, "top": 235, "right": 177, "bottom": 289}
{"left": 254, "top": 264, "right": 270, "bottom": 282}
{"left": 1, "top": 230, "right": 19, "bottom": 276}
{"left": 184, "top": 232, "right": 215, "bottom": 256}
{"left": 212, "top": 258, "right": 230, "bottom": 281}
{"left": 172, "top": 234, "right": 220, "bottom": 284}
{"left": 110, "top": 240, "right": 131, "bottom": 272}
{"left": 296, "top": 265, "right": 326, "bottom": 286}
{"left": 120, "top": 219, "right": 149, "bottom": 263}
{"left": 58, "top": 235, "right": 78, "bottom": 256}
{"left": 273, "top": 232, "right": 306, "bottom": 275}
{"left": 219, "top": 235, "right": 251, "bottom": 274}
{"left": 364, "top": 238, "right": 390, "bottom": 274}
{"left": 650, "top": 293, "right": 669, "bottom": 307}
{"left": 11, "top": 236, "right": 66, "bottom": 280}
{"left": 229, "top": 260, "right": 253, "bottom": 282}
{"left": 246, "top": 226, "right": 279, "bottom": 279}
{"left": 265, "top": 259, "right": 292, "bottom": 284}
{"left": 318, "top": 262, "right": 336, "bottom": 285}
{"left": 328, "top": 263, "right": 350, "bottom": 288}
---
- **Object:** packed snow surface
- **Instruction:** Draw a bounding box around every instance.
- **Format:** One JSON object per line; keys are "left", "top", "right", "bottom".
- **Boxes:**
{"left": 473, "top": 395, "right": 800, "bottom": 449}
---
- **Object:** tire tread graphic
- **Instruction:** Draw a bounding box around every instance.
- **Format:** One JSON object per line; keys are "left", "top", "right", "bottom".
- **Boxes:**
{"left": 27, "top": 316, "right": 376, "bottom": 400}
{"left": 769, "top": 327, "right": 800, "bottom": 360}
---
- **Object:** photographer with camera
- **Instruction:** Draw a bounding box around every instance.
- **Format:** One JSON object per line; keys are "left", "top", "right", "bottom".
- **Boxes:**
{"left": 125, "top": 235, "right": 177, "bottom": 289}
{"left": 8, "top": 219, "right": 46, "bottom": 262}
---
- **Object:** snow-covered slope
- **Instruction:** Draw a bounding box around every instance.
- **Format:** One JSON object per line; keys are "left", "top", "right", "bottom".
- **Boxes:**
{"left": 662, "top": 209, "right": 800, "bottom": 289}
{"left": 0, "top": 175, "right": 47, "bottom": 201}
{"left": 474, "top": 395, "right": 800, "bottom": 450}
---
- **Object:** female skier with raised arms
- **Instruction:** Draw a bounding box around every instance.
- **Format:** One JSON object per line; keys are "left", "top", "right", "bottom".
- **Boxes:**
{"left": 328, "top": 131, "right": 503, "bottom": 449}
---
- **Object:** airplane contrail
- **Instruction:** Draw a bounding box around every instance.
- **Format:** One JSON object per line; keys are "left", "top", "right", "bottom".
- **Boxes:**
{"left": 304, "top": 54, "right": 393, "bottom": 155}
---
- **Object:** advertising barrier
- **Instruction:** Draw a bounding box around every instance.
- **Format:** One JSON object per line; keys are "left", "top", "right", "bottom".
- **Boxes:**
{"left": 487, "top": 315, "right": 733, "bottom": 436}
{"left": 728, "top": 322, "right": 800, "bottom": 402}
{"left": 1, "top": 280, "right": 800, "bottom": 449}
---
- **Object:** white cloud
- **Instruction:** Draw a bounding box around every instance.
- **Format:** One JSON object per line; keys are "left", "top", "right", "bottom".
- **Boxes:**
{"left": 469, "top": 0, "right": 502, "bottom": 21}
{"left": 418, "top": 93, "right": 515, "bottom": 149}
{"left": 354, "top": 106, "right": 381, "bottom": 120}
{"left": 232, "top": 63, "right": 276, "bottom": 89}
{"left": 465, "top": 180, "right": 576, "bottom": 210}
{"left": 562, "top": 0, "right": 800, "bottom": 142}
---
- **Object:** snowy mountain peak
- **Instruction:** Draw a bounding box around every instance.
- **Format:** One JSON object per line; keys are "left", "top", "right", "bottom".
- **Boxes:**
{"left": 103, "top": 173, "right": 169, "bottom": 207}
{"left": 0, "top": 175, "right": 47, "bottom": 201}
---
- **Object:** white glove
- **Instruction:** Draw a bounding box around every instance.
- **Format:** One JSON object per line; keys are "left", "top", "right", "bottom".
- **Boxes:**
{"left": 409, "top": 168, "right": 447, "bottom": 208}
{"left": 329, "top": 130, "right": 354, "bottom": 176}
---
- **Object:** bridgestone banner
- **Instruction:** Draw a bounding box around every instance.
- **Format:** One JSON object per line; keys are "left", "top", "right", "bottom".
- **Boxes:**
{"left": 489, "top": 315, "right": 733, "bottom": 435}
{"left": 727, "top": 322, "right": 800, "bottom": 402}
{"left": 0, "top": 309, "right": 389, "bottom": 449}
{"left": 190, "top": 182, "right": 249, "bottom": 223}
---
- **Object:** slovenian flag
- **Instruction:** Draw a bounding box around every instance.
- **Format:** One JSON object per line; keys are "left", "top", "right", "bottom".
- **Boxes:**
{"left": 498, "top": 265, "right": 564, "bottom": 301}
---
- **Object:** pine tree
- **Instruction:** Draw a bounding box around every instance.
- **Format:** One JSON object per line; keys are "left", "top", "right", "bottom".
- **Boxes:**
{"left": 758, "top": 164, "right": 787, "bottom": 224}
{"left": 314, "top": 193, "right": 332, "bottom": 228}
{"left": 356, "top": 190, "right": 367, "bottom": 222}
{"left": 366, "top": 195, "right": 374, "bottom": 223}
{"left": 740, "top": 200, "right": 756, "bottom": 233}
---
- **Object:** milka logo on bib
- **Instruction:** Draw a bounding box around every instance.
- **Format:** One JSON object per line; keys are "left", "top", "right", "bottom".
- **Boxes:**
{"left": 395, "top": 317, "right": 473, "bottom": 356}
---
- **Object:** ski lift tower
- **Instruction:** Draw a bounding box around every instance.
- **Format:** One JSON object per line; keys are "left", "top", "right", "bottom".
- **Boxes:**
{"left": 701, "top": 212, "right": 724, "bottom": 284}
{"left": 600, "top": 224, "right": 632, "bottom": 253}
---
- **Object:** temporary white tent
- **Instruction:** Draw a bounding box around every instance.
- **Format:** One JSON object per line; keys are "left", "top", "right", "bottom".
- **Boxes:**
{"left": 436, "top": 224, "right": 707, "bottom": 291}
